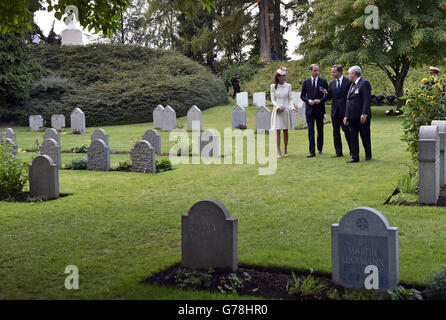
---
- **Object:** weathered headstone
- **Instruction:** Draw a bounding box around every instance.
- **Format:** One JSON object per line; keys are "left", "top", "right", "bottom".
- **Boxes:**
{"left": 332, "top": 207, "right": 399, "bottom": 292}
{"left": 131, "top": 140, "right": 156, "bottom": 173}
{"left": 236, "top": 92, "right": 248, "bottom": 107}
{"left": 91, "top": 128, "right": 109, "bottom": 148}
{"left": 51, "top": 114, "right": 66, "bottom": 132}
{"left": 292, "top": 91, "right": 306, "bottom": 120}
{"left": 70, "top": 107, "right": 86, "bottom": 134}
{"left": 255, "top": 106, "right": 271, "bottom": 131}
{"left": 43, "top": 128, "right": 61, "bottom": 146}
{"left": 199, "top": 129, "right": 220, "bottom": 157}
{"left": 29, "top": 115, "right": 44, "bottom": 131}
{"left": 29, "top": 155, "right": 59, "bottom": 199}
{"left": 232, "top": 105, "right": 246, "bottom": 129}
{"left": 187, "top": 105, "right": 202, "bottom": 131}
{"left": 418, "top": 125, "right": 440, "bottom": 204}
{"left": 87, "top": 139, "right": 110, "bottom": 171}
{"left": 1, "top": 128, "right": 17, "bottom": 154}
{"left": 253, "top": 92, "right": 266, "bottom": 108}
{"left": 153, "top": 105, "right": 164, "bottom": 129}
{"left": 0, "top": 138, "right": 15, "bottom": 154}
{"left": 161, "top": 105, "right": 176, "bottom": 131}
{"left": 39, "top": 138, "right": 61, "bottom": 169}
{"left": 182, "top": 200, "right": 238, "bottom": 271}
{"left": 142, "top": 129, "right": 161, "bottom": 155}
{"left": 431, "top": 120, "right": 446, "bottom": 186}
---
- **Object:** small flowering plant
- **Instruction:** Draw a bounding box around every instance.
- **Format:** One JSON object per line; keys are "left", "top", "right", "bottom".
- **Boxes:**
{"left": 401, "top": 76, "right": 446, "bottom": 163}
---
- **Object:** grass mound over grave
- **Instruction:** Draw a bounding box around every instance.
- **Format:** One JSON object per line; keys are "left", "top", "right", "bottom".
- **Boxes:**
{"left": 7, "top": 44, "right": 228, "bottom": 126}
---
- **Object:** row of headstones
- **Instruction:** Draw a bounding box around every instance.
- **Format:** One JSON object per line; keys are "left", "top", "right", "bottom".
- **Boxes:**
{"left": 236, "top": 91, "right": 306, "bottom": 119}
{"left": 232, "top": 104, "right": 297, "bottom": 131}
{"left": 182, "top": 200, "right": 398, "bottom": 292}
{"left": 153, "top": 105, "right": 204, "bottom": 132}
{"left": 29, "top": 107, "right": 86, "bottom": 133}
{"left": 418, "top": 120, "right": 446, "bottom": 204}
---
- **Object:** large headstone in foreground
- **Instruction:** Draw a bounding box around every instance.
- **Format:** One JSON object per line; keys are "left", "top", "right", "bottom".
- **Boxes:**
{"left": 161, "top": 106, "right": 176, "bottom": 131}
{"left": 255, "top": 105, "right": 271, "bottom": 131}
{"left": 29, "top": 115, "right": 44, "bottom": 131}
{"left": 39, "top": 138, "right": 61, "bottom": 169}
{"left": 418, "top": 125, "right": 440, "bottom": 204}
{"left": 236, "top": 92, "right": 248, "bottom": 108}
{"left": 142, "top": 129, "right": 161, "bottom": 155}
{"left": 232, "top": 105, "right": 246, "bottom": 129}
{"left": 253, "top": 92, "right": 266, "bottom": 108}
{"left": 331, "top": 207, "right": 399, "bottom": 292}
{"left": 187, "top": 105, "right": 202, "bottom": 131}
{"left": 153, "top": 105, "right": 164, "bottom": 130}
{"left": 431, "top": 120, "right": 446, "bottom": 186}
{"left": 131, "top": 140, "right": 156, "bottom": 173}
{"left": 70, "top": 107, "right": 86, "bottom": 134}
{"left": 51, "top": 114, "right": 66, "bottom": 132}
{"left": 182, "top": 200, "right": 238, "bottom": 271}
{"left": 29, "top": 155, "right": 59, "bottom": 199}
{"left": 87, "top": 139, "right": 110, "bottom": 171}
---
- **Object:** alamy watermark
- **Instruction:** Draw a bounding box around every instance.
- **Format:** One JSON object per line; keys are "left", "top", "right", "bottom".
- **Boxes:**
{"left": 65, "top": 265, "right": 79, "bottom": 290}
{"left": 364, "top": 5, "right": 379, "bottom": 30}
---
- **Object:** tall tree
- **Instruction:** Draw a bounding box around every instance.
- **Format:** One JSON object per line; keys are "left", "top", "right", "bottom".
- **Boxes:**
{"left": 258, "top": 0, "right": 271, "bottom": 62}
{"left": 295, "top": 0, "right": 446, "bottom": 109}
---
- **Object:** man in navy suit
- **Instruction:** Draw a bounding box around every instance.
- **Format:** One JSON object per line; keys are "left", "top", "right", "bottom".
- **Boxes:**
{"left": 300, "top": 64, "right": 329, "bottom": 158}
{"left": 324, "top": 64, "right": 352, "bottom": 157}
{"left": 344, "top": 66, "right": 372, "bottom": 163}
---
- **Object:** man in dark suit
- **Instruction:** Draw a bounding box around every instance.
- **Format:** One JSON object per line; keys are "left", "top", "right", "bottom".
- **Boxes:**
{"left": 324, "top": 64, "right": 352, "bottom": 157}
{"left": 300, "top": 64, "right": 329, "bottom": 158}
{"left": 344, "top": 66, "right": 372, "bottom": 163}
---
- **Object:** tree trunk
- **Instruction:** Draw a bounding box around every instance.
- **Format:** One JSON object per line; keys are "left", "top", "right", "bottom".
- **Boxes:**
{"left": 273, "top": 0, "right": 280, "bottom": 60}
{"left": 377, "top": 58, "right": 411, "bottom": 110}
{"left": 258, "top": 0, "right": 271, "bottom": 63}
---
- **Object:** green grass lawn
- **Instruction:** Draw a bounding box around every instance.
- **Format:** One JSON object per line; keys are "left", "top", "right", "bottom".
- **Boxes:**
{"left": 1, "top": 100, "right": 445, "bottom": 299}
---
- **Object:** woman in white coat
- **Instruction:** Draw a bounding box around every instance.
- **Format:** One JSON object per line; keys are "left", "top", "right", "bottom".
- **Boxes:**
{"left": 270, "top": 66, "right": 296, "bottom": 158}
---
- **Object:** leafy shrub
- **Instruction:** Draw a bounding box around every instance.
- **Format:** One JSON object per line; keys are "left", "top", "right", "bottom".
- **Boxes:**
{"left": 221, "top": 58, "right": 261, "bottom": 92}
{"left": 396, "top": 165, "right": 419, "bottom": 194}
{"left": 11, "top": 44, "right": 228, "bottom": 126}
{"left": 115, "top": 160, "right": 131, "bottom": 171}
{"left": 0, "top": 142, "right": 28, "bottom": 200}
{"left": 285, "top": 273, "right": 327, "bottom": 297}
{"left": 65, "top": 158, "right": 88, "bottom": 170}
{"left": 217, "top": 272, "right": 251, "bottom": 295}
{"left": 68, "top": 144, "right": 88, "bottom": 153}
{"left": 342, "top": 287, "right": 382, "bottom": 300}
{"left": 156, "top": 158, "right": 173, "bottom": 172}
{"left": 425, "top": 266, "right": 446, "bottom": 300}
{"left": 386, "top": 286, "right": 423, "bottom": 300}
{"left": 174, "top": 268, "right": 214, "bottom": 290}
{"left": 389, "top": 193, "right": 419, "bottom": 205}
{"left": 401, "top": 77, "right": 446, "bottom": 163}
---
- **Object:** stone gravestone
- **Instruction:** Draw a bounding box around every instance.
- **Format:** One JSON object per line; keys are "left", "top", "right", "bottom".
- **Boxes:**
{"left": 153, "top": 105, "right": 164, "bottom": 130}
{"left": 431, "top": 120, "right": 446, "bottom": 186}
{"left": 91, "top": 129, "right": 109, "bottom": 148}
{"left": 182, "top": 200, "right": 238, "bottom": 271}
{"left": 255, "top": 105, "right": 271, "bottom": 132}
{"left": 236, "top": 92, "right": 248, "bottom": 107}
{"left": 332, "top": 207, "right": 399, "bottom": 292}
{"left": 418, "top": 125, "right": 440, "bottom": 204}
{"left": 1, "top": 138, "right": 15, "bottom": 154}
{"left": 1, "top": 128, "right": 17, "bottom": 154}
{"left": 70, "top": 107, "right": 86, "bottom": 134}
{"left": 253, "top": 92, "right": 266, "bottom": 107}
{"left": 199, "top": 129, "right": 220, "bottom": 157}
{"left": 142, "top": 129, "right": 161, "bottom": 155}
{"left": 51, "top": 114, "right": 66, "bottom": 132}
{"left": 232, "top": 105, "right": 246, "bottom": 129}
{"left": 187, "top": 105, "right": 202, "bottom": 131}
{"left": 43, "top": 128, "right": 61, "bottom": 147}
{"left": 161, "top": 105, "right": 176, "bottom": 131}
{"left": 131, "top": 140, "right": 156, "bottom": 173}
{"left": 292, "top": 91, "right": 306, "bottom": 120}
{"left": 29, "top": 115, "right": 44, "bottom": 131}
{"left": 29, "top": 155, "right": 59, "bottom": 199}
{"left": 39, "top": 138, "right": 61, "bottom": 169}
{"left": 87, "top": 139, "right": 110, "bottom": 171}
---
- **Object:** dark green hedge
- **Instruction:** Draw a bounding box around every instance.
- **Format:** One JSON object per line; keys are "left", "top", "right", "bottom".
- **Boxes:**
{"left": 6, "top": 44, "right": 228, "bottom": 126}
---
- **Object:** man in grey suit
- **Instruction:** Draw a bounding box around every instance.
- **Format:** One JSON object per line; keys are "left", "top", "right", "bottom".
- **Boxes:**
{"left": 344, "top": 66, "right": 372, "bottom": 163}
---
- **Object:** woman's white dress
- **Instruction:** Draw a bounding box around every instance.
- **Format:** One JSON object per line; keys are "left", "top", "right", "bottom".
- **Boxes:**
{"left": 270, "top": 82, "right": 295, "bottom": 130}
